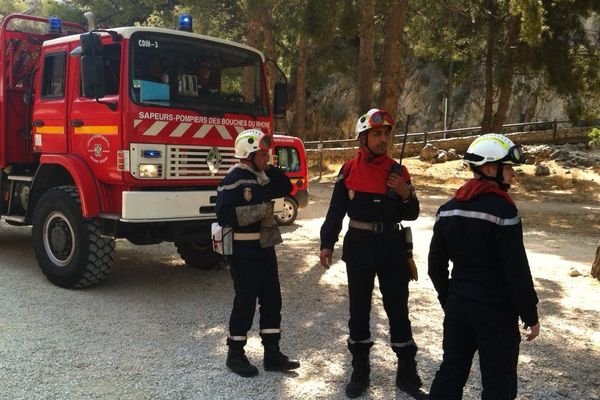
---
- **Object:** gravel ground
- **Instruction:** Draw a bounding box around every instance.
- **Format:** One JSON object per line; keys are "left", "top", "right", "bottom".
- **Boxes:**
{"left": 0, "top": 181, "right": 599, "bottom": 399}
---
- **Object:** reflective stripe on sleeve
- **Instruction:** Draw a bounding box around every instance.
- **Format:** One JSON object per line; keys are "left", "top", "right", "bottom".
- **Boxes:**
{"left": 437, "top": 209, "right": 520, "bottom": 226}
{"left": 217, "top": 179, "right": 258, "bottom": 192}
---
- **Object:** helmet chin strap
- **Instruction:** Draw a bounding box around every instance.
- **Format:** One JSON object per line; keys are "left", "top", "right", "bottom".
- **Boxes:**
{"left": 476, "top": 163, "right": 510, "bottom": 192}
{"left": 359, "top": 134, "right": 385, "bottom": 160}
{"left": 248, "top": 153, "right": 259, "bottom": 170}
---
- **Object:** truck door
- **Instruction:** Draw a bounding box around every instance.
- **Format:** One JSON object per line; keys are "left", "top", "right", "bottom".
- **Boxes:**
{"left": 69, "top": 42, "right": 122, "bottom": 183}
{"left": 32, "top": 48, "right": 69, "bottom": 153}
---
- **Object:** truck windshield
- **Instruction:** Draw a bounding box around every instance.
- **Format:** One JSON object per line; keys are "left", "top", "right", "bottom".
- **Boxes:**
{"left": 129, "top": 32, "right": 268, "bottom": 116}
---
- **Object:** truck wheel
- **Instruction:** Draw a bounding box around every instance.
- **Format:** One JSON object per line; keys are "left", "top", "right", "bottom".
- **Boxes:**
{"left": 274, "top": 196, "right": 298, "bottom": 226}
{"left": 175, "top": 238, "right": 225, "bottom": 269}
{"left": 32, "top": 186, "right": 115, "bottom": 289}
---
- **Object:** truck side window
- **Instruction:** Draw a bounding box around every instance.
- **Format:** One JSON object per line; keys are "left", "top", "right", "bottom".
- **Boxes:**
{"left": 276, "top": 146, "right": 300, "bottom": 172}
{"left": 77, "top": 43, "right": 121, "bottom": 97}
{"left": 103, "top": 44, "right": 121, "bottom": 95}
{"left": 41, "top": 52, "right": 66, "bottom": 98}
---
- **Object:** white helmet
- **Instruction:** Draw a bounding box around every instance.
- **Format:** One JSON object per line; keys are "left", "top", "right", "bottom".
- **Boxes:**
{"left": 463, "top": 133, "right": 524, "bottom": 167}
{"left": 355, "top": 108, "right": 394, "bottom": 139}
{"left": 234, "top": 129, "right": 271, "bottom": 159}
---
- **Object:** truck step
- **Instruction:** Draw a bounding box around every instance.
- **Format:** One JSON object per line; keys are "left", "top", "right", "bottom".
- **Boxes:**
{"left": 2, "top": 215, "right": 26, "bottom": 223}
{"left": 7, "top": 175, "right": 34, "bottom": 182}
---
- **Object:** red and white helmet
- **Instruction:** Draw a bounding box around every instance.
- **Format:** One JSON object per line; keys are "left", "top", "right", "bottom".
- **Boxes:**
{"left": 234, "top": 129, "right": 271, "bottom": 159}
{"left": 355, "top": 108, "right": 394, "bottom": 139}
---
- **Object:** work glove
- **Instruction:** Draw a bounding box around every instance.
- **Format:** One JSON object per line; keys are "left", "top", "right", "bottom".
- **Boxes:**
{"left": 258, "top": 201, "right": 274, "bottom": 220}
{"left": 235, "top": 202, "right": 274, "bottom": 226}
{"left": 236, "top": 204, "right": 262, "bottom": 226}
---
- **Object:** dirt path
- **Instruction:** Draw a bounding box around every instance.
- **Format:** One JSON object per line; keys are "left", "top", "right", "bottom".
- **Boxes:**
{"left": 291, "top": 178, "right": 600, "bottom": 399}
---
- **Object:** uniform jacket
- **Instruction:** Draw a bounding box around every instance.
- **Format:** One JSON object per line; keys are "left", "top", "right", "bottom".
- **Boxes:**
{"left": 428, "top": 178, "right": 539, "bottom": 326}
{"left": 216, "top": 164, "right": 292, "bottom": 235}
{"left": 320, "top": 153, "right": 419, "bottom": 269}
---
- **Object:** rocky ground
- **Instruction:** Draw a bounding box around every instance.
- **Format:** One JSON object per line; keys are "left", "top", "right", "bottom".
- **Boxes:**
{"left": 0, "top": 144, "right": 598, "bottom": 399}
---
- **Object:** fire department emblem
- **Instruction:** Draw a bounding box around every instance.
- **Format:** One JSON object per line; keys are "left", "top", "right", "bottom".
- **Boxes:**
{"left": 206, "top": 146, "right": 222, "bottom": 176}
{"left": 86, "top": 135, "right": 110, "bottom": 164}
{"left": 243, "top": 187, "right": 253, "bottom": 202}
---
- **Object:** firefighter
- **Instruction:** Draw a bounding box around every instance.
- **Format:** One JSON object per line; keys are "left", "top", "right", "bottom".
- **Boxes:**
{"left": 196, "top": 59, "right": 216, "bottom": 94}
{"left": 428, "top": 133, "right": 540, "bottom": 399}
{"left": 319, "top": 109, "right": 423, "bottom": 398}
{"left": 215, "top": 129, "right": 300, "bottom": 377}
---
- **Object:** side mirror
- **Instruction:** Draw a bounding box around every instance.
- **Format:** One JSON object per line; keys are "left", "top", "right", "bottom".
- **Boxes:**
{"left": 273, "top": 82, "right": 287, "bottom": 119}
{"left": 81, "top": 55, "right": 106, "bottom": 99}
{"left": 79, "top": 32, "right": 106, "bottom": 99}
{"left": 80, "top": 32, "right": 103, "bottom": 56}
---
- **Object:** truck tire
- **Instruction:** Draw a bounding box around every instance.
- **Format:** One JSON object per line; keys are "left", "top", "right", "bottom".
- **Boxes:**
{"left": 274, "top": 196, "right": 298, "bottom": 226}
{"left": 175, "top": 238, "right": 224, "bottom": 270}
{"left": 32, "top": 186, "right": 115, "bottom": 289}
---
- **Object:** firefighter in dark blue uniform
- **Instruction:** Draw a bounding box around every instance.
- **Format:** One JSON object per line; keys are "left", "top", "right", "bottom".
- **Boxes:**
{"left": 428, "top": 133, "right": 540, "bottom": 399}
{"left": 216, "top": 129, "right": 300, "bottom": 377}
{"left": 319, "top": 109, "right": 423, "bottom": 398}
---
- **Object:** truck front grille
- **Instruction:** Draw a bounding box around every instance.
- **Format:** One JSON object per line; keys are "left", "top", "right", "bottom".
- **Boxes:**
{"left": 167, "top": 145, "right": 236, "bottom": 180}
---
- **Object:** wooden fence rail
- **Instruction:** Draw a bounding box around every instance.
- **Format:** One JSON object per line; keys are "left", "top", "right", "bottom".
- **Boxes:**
{"left": 302, "top": 120, "right": 595, "bottom": 180}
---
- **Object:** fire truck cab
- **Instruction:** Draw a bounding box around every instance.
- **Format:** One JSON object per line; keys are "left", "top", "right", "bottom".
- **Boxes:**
{"left": 0, "top": 14, "right": 287, "bottom": 288}
{"left": 272, "top": 134, "right": 308, "bottom": 225}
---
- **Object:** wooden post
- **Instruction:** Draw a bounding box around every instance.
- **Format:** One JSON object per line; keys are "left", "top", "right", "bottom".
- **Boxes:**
{"left": 318, "top": 140, "right": 323, "bottom": 181}
{"left": 423, "top": 131, "right": 428, "bottom": 146}
{"left": 592, "top": 239, "right": 600, "bottom": 281}
{"left": 553, "top": 119, "right": 558, "bottom": 139}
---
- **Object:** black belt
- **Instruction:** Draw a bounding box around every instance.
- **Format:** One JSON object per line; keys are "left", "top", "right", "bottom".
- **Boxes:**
{"left": 348, "top": 219, "right": 400, "bottom": 233}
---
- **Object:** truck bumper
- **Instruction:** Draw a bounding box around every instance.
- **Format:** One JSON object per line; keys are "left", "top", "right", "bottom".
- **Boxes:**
{"left": 121, "top": 190, "right": 216, "bottom": 222}
{"left": 295, "top": 189, "right": 309, "bottom": 208}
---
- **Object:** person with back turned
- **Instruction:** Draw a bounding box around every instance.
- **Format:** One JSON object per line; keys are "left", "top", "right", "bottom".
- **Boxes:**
{"left": 428, "top": 133, "right": 540, "bottom": 399}
{"left": 215, "top": 129, "right": 300, "bottom": 377}
{"left": 319, "top": 108, "right": 423, "bottom": 398}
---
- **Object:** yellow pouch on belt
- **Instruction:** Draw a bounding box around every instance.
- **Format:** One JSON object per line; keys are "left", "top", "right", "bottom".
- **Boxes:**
{"left": 404, "top": 226, "right": 418, "bottom": 281}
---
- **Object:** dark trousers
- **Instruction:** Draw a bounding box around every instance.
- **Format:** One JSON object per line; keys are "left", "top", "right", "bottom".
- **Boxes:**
{"left": 228, "top": 245, "right": 282, "bottom": 337}
{"left": 429, "top": 295, "right": 520, "bottom": 400}
{"left": 346, "top": 263, "right": 413, "bottom": 344}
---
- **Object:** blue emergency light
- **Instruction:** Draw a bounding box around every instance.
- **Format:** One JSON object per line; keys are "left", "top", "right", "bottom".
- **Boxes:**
{"left": 179, "top": 14, "right": 193, "bottom": 32}
{"left": 142, "top": 150, "right": 162, "bottom": 158}
{"left": 48, "top": 16, "right": 62, "bottom": 33}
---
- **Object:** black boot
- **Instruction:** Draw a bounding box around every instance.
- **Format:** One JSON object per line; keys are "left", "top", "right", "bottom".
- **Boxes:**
{"left": 345, "top": 341, "right": 373, "bottom": 398}
{"left": 393, "top": 344, "right": 423, "bottom": 393}
{"left": 226, "top": 339, "right": 258, "bottom": 377}
{"left": 263, "top": 343, "right": 301, "bottom": 371}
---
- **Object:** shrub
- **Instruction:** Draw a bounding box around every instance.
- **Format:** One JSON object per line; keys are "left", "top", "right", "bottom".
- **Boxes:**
{"left": 588, "top": 128, "right": 600, "bottom": 147}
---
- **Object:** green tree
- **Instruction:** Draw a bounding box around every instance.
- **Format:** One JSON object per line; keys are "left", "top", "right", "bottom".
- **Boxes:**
{"left": 0, "top": 0, "right": 27, "bottom": 20}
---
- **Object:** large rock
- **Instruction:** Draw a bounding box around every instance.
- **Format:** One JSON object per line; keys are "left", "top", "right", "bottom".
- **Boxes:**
{"left": 420, "top": 144, "right": 439, "bottom": 163}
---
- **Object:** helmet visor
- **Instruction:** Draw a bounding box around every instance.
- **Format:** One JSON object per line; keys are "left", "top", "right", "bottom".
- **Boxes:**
{"left": 369, "top": 111, "right": 394, "bottom": 127}
{"left": 258, "top": 134, "right": 271, "bottom": 151}
{"left": 502, "top": 145, "right": 524, "bottom": 164}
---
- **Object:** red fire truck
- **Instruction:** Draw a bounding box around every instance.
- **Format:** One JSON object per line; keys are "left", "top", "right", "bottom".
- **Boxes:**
{"left": 0, "top": 13, "right": 287, "bottom": 288}
{"left": 272, "top": 134, "right": 308, "bottom": 225}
